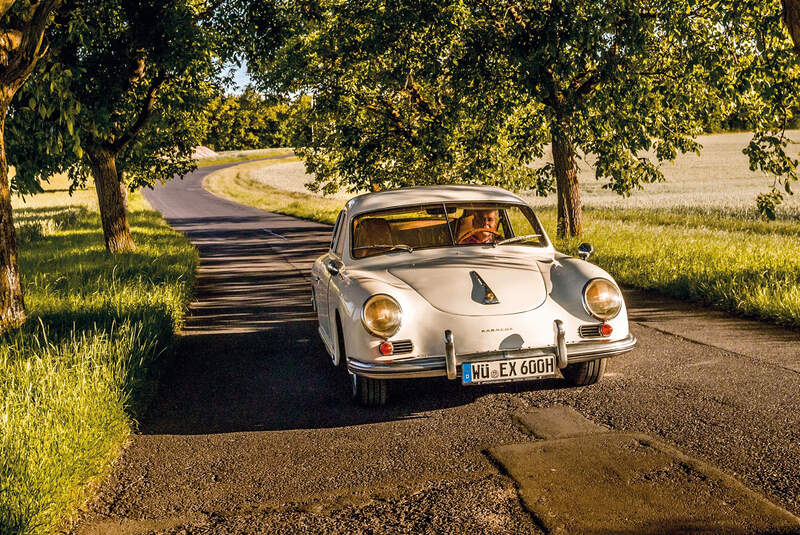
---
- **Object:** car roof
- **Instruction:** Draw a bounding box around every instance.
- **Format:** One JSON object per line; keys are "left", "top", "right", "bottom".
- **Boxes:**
{"left": 344, "top": 185, "right": 528, "bottom": 217}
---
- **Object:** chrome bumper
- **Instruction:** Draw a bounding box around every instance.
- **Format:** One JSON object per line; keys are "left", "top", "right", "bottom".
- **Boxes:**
{"left": 347, "top": 329, "right": 637, "bottom": 380}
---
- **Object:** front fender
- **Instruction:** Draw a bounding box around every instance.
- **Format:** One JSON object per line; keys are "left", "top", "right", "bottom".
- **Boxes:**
{"left": 328, "top": 267, "right": 429, "bottom": 361}
{"left": 546, "top": 253, "right": 629, "bottom": 329}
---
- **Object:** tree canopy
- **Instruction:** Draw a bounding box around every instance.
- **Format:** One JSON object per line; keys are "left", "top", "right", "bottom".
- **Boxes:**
{"left": 732, "top": 0, "right": 800, "bottom": 219}
{"left": 243, "top": 0, "right": 800, "bottom": 233}
{"left": 242, "top": 1, "right": 546, "bottom": 195}
{"left": 8, "top": 0, "right": 222, "bottom": 197}
{"left": 5, "top": 0, "right": 223, "bottom": 253}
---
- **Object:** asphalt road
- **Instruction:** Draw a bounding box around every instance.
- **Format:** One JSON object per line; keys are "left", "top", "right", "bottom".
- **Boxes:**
{"left": 71, "top": 161, "right": 800, "bottom": 534}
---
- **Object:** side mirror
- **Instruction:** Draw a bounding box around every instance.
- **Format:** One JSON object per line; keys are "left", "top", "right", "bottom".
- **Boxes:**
{"left": 577, "top": 242, "right": 594, "bottom": 261}
{"left": 326, "top": 259, "right": 343, "bottom": 276}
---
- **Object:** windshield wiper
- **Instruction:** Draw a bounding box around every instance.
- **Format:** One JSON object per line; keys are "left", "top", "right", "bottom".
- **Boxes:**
{"left": 493, "top": 234, "right": 543, "bottom": 247}
{"left": 352, "top": 244, "right": 414, "bottom": 253}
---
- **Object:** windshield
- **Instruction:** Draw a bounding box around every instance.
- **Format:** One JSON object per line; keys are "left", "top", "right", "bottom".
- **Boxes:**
{"left": 351, "top": 202, "right": 548, "bottom": 259}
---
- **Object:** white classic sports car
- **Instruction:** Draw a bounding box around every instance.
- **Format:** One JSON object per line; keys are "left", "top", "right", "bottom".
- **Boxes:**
{"left": 311, "top": 185, "right": 636, "bottom": 406}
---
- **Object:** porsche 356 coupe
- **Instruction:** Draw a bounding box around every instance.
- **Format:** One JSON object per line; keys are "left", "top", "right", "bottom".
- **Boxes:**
{"left": 311, "top": 185, "right": 636, "bottom": 406}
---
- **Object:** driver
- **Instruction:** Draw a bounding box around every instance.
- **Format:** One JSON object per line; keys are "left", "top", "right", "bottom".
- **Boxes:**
{"left": 459, "top": 209, "right": 500, "bottom": 244}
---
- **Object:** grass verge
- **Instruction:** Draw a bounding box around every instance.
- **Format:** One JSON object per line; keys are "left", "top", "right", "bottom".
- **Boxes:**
{"left": 205, "top": 164, "right": 342, "bottom": 224}
{"left": 2, "top": 188, "right": 197, "bottom": 534}
{"left": 206, "top": 165, "right": 800, "bottom": 328}
{"left": 194, "top": 148, "right": 294, "bottom": 167}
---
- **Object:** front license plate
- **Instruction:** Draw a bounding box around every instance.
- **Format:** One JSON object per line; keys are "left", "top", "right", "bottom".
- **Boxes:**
{"left": 462, "top": 355, "right": 556, "bottom": 385}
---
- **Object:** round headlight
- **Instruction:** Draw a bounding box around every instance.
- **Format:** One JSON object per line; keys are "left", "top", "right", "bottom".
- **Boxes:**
{"left": 361, "top": 294, "right": 402, "bottom": 338}
{"left": 582, "top": 278, "right": 622, "bottom": 320}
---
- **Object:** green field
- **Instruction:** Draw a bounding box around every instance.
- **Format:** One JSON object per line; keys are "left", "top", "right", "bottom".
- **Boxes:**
{"left": 2, "top": 177, "right": 197, "bottom": 534}
{"left": 205, "top": 130, "right": 800, "bottom": 328}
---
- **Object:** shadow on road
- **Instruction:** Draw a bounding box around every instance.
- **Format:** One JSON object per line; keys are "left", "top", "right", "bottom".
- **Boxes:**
{"left": 141, "top": 215, "right": 573, "bottom": 435}
{"left": 624, "top": 288, "right": 800, "bottom": 342}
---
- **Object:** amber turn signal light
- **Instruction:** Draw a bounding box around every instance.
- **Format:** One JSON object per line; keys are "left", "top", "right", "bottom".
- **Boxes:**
{"left": 600, "top": 323, "right": 613, "bottom": 336}
{"left": 379, "top": 341, "right": 394, "bottom": 355}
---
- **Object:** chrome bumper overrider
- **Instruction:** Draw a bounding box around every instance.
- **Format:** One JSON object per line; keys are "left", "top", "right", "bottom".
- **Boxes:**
{"left": 347, "top": 325, "right": 637, "bottom": 380}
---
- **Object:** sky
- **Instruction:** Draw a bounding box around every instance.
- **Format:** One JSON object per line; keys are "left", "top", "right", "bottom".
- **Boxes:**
{"left": 227, "top": 61, "right": 252, "bottom": 93}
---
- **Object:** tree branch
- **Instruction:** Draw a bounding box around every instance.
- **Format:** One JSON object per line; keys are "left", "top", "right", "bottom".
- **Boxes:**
{"left": 541, "top": 67, "right": 559, "bottom": 110}
{"left": 0, "top": 0, "right": 62, "bottom": 90}
{"left": 784, "top": 0, "right": 800, "bottom": 54}
{"left": 0, "top": 29, "right": 23, "bottom": 66}
{"left": 573, "top": 69, "right": 602, "bottom": 98}
{"left": 356, "top": 93, "right": 414, "bottom": 142}
{"left": 111, "top": 72, "right": 167, "bottom": 153}
{"left": 571, "top": 16, "right": 622, "bottom": 100}
{"left": 405, "top": 80, "right": 440, "bottom": 121}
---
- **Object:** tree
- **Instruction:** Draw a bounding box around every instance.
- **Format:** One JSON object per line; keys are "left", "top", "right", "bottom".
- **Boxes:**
{"left": 459, "top": 1, "right": 770, "bottom": 236}
{"left": 242, "top": 1, "right": 545, "bottom": 196}
{"left": 244, "top": 1, "right": 734, "bottom": 235}
{"left": 245, "top": 0, "right": 800, "bottom": 235}
{"left": 786, "top": 0, "right": 800, "bottom": 53}
{"left": 8, "top": 0, "right": 221, "bottom": 253}
{"left": 724, "top": 0, "right": 800, "bottom": 219}
{"left": 0, "top": 0, "right": 62, "bottom": 330}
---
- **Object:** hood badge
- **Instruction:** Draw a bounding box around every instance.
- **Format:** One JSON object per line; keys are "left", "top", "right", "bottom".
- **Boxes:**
{"left": 470, "top": 270, "right": 500, "bottom": 305}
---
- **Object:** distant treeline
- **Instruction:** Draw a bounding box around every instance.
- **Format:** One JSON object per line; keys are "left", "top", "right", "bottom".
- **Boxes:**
{"left": 203, "top": 88, "right": 311, "bottom": 151}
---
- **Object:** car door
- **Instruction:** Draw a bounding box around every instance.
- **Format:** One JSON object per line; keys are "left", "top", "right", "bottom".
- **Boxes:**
{"left": 315, "top": 211, "right": 345, "bottom": 345}
{"left": 326, "top": 212, "right": 348, "bottom": 342}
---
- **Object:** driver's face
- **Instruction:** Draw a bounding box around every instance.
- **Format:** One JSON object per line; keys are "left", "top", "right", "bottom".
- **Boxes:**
{"left": 476, "top": 210, "right": 499, "bottom": 230}
{"left": 474, "top": 210, "right": 499, "bottom": 241}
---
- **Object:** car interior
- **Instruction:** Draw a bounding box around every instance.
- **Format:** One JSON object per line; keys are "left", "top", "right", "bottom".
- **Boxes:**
{"left": 351, "top": 203, "right": 546, "bottom": 258}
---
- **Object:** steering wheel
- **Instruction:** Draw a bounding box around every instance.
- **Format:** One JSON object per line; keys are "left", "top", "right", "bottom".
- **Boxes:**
{"left": 456, "top": 227, "right": 503, "bottom": 244}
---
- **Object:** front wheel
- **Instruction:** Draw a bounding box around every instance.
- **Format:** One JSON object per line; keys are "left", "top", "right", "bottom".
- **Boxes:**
{"left": 562, "top": 358, "right": 607, "bottom": 386}
{"left": 351, "top": 373, "right": 388, "bottom": 406}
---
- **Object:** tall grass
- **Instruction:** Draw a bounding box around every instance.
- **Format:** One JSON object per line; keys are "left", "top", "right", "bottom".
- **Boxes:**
{"left": 205, "top": 164, "right": 800, "bottom": 328}
{"left": 1, "top": 188, "right": 196, "bottom": 534}
{"left": 540, "top": 209, "right": 800, "bottom": 326}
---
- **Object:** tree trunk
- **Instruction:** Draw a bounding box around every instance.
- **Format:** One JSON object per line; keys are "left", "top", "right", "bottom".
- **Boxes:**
{"left": 0, "top": 98, "right": 26, "bottom": 330}
{"left": 784, "top": 0, "right": 800, "bottom": 54}
{"left": 118, "top": 171, "right": 129, "bottom": 210}
{"left": 551, "top": 122, "right": 583, "bottom": 238}
{"left": 87, "top": 147, "right": 136, "bottom": 253}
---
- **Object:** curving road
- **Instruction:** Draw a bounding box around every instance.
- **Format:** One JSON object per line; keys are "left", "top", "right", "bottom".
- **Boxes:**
{"left": 71, "top": 160, "right": 800, "bottom": 534}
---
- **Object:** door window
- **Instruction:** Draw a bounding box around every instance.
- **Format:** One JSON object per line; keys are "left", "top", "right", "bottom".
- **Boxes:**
{"left": 330, "top": 211, "right": 346, "bottom": 255}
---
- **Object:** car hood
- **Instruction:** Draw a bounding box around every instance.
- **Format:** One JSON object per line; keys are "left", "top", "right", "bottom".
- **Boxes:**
{"left": 388, "top": 253, "right": 547, "bottom": 316}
